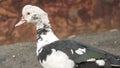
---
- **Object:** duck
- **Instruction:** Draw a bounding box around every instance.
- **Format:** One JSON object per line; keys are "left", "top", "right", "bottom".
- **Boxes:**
{"left": 15, "top": 5, "right": 120, "bottom": 68}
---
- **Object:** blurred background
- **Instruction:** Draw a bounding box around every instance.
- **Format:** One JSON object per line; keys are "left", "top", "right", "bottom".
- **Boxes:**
{"left": 0, "top": 0, "right": 120, "bottom": 45}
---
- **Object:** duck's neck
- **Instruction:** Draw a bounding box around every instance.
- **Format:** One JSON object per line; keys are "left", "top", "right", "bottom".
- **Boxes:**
{"left": 36, "top": 24, "right": 59, "bottom": 49}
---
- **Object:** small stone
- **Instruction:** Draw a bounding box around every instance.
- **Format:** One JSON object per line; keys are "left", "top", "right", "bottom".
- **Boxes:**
{"left": 12, "top": 55, "right": 16, "bottom": 58}
{"left": 114, "top": 41, "right": 117, "bottom": 44}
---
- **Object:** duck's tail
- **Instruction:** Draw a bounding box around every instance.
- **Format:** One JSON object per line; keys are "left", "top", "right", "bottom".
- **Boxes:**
{"left": 106, "top": 54, "right": 120, "bottom": 67}
{"left": 76, "top": 55, "right": 120, "bottom": 68}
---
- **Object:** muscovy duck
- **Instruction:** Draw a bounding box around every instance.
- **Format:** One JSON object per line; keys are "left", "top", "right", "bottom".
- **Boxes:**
{"left": 15, "top": 5, "right": 120, "bottom": 68}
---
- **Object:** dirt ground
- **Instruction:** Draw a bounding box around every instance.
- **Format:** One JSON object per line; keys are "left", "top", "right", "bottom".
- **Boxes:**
{"left": 0, "top": 30, "right": 120, "bottom": 68}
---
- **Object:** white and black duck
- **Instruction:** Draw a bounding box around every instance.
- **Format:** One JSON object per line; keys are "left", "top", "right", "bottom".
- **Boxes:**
{"left": 15, "top": 5, "right": 120, "bottom": 68}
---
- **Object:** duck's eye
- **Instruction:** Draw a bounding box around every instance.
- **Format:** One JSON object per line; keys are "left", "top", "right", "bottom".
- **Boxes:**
{"left": 27, "top": 12, "right": 30, "bottom": 15}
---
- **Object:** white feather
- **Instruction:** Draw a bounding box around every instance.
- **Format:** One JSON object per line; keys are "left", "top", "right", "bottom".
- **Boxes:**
{"left": 75, "top": 48, "right": 86, "bottom": 55}
{"left": 40, "top": 49, "right": 75, "bottom": 68}
{"left": 96, "top": 60, "right": 105, "bottom": 66}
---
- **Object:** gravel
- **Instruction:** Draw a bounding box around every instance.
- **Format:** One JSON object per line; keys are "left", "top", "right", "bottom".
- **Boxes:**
{"left": 0, "top": 30, "right": 120, "bottom": 68}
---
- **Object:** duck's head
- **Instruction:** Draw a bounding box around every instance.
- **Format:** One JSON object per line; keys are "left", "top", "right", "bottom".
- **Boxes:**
{"left": 15, "top": 5, "right": 50, "bottom": 29}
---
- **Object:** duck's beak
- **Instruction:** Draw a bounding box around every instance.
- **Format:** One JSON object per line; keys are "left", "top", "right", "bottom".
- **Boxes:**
{"left": 15, "top": 16, "right": 26, "bottom": 27}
